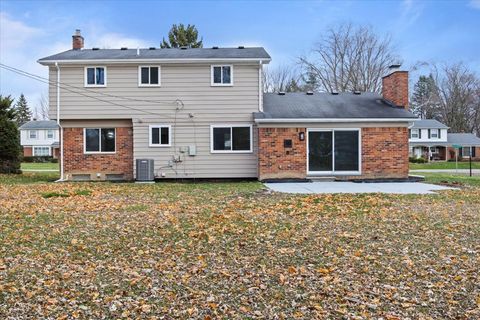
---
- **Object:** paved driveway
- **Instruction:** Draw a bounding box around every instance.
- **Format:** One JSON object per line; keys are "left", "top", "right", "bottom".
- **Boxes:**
{"left": 264, "top": 181, "right": 456, "bottom": 194}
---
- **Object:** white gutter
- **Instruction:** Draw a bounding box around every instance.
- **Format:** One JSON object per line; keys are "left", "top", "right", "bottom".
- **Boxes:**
{"left": 258, "top": 60, "right": 263, "bottom": 112}
{"left": 54, "top": 62, "right": 65, "bottom": 182}
{"left": 255, "top": 118, "right": 419, "bottom": 123}
{"left": 38, "top": 57, "right": 272, "bottom": 66}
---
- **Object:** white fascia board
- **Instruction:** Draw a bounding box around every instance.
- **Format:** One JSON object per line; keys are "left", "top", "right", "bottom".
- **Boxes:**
{"left": 38, "top": 58, "right": 271, "bottom": 66}
{"left": 255, "top": 118, "right": 418, "bottom": 123}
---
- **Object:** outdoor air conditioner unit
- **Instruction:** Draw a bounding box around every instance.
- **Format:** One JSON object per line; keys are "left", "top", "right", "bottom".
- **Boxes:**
{"left": 136, "top": 159, "right": 154, "bottom": 181}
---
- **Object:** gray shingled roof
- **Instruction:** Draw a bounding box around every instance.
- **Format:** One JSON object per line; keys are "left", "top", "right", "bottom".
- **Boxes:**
{"left": 256, "top": 92, "right": 416, "bottom": 120}
{"left": 447, "top": 133, "right": 480, "bottom": 146}
{"left": 38, "top": 47, "right": 271, "bottom": 63}
{"left": 19, "top": 120, "right": 58, "bottom": 130}
{"left": 411, "top": 119, "right": 448, "bottom": 129}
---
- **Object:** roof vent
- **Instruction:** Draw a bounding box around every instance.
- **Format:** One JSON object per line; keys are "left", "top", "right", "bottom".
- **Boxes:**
{"left": 306, "top": 91, "right": 314, "bottom": 95}
{"left": 120, "top": 47, "right": 128, "bottom": 50}
{"left": 238, "top": 46, "right": 245, "bottom": 49}
{"left": 331, "top": 91, "right": 339, "bottom": 95}
{"left": 278, "top": 91, "right": 286, "bottom": 96}
{"left": 92, "top": 47, "right": 100, "bottom": 51}
{"left": 180, "top": 46, "right": 188, "bottom": 50}
{"left": 212, "top": 46, "right": 219, "bottom": 49}
{"left": 353, "top": 91, "right": 361, "bottom": 95}
{"left": 149, "top": 47, "right": 156, "bottom": 50}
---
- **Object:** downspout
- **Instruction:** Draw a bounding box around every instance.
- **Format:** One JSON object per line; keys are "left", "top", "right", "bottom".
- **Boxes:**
{"left": 55, "top": 62, "right": 65, "bottom": 181}
{"left": 258, "top": 60, "right": 263, "bottom": 112}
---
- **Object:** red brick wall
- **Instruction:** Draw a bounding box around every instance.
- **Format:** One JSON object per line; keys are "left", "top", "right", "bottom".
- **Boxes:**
{"left": 361, "top": 127, "right": 409, "bottom": 179}
{"left": 23, "top": 146, "right": 32, "bottom": 157}
{"left": 382, "top": 71, "right": 409, "bottom": 109}
{"left": 447, "top": 146, "right": 480, "bottom": 161}
{"left": 63, "top": 127, "right": 133, "bottom": 180}
{"left": 258, "top": 127, "right": 306, "bottom": 180}
{"left": 258, "top": 126, "right": 409, "bottom": 180}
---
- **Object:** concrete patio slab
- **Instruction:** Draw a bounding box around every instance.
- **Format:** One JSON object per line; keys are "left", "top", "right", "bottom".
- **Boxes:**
{"left": 264, "top": 181, "right": 456, "bottom": 194}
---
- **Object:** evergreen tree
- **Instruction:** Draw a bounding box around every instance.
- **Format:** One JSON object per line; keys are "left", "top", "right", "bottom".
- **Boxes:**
{"left": 0, "top": 95, "right": 22, "bottom": 174}
{"left": 160, "top": 24, "right": 203, "bottom": 48}
{"left": 411, "top": 74, "right": 440, "bottom": 119}
{"left": 14, "top": 93, "right": 32, "bottom": 126}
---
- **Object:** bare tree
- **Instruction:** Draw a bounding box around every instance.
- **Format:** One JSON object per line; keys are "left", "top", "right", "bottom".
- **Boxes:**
{"left": 299, "top": 23, "right": 400, "bottom": 93}
{"left": 263, "top": 65, "right": 302, "bottom": 93}
{"left": 36, "top": 94, "right": 49, "bottom": 120}
{"left": 432, "top": 63, "right": 479, "bottom": 133}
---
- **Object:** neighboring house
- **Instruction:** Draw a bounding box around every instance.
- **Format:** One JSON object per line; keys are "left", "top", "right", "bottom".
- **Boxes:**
{"left": 38, "top": 30, "right": 417, "bottom": 181}
{"left": 19, "top": 120, "right": 60, "bottom": 158}
{"left": 408, "top": 119, "right": 480, "bottom": 161}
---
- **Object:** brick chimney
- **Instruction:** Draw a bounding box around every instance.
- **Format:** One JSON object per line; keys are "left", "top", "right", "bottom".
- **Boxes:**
{"left": 382, "top": 65, "right": 408, "bottom": 109}
{"left": 72, "top": 29, "right": 84, "bottom": 50}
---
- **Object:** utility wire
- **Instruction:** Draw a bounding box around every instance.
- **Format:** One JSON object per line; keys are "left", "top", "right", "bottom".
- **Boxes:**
{"left": 0, "top": 63, "right": 184, "bottom": 119}
{"left": 0, "top": 63, "right": 182, "bottom": 106}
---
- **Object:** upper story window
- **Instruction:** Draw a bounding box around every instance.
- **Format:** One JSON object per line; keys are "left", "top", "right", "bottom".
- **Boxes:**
{"left": 85, "top": 67, "right": 106, "bottom": 87}
{"left": 430, "top": 129, "right": 438, "bottom": 139}
{"left": 210, "top": 125, "right": 252, "bottom": 153}
{"left": 47, "top": 130, "right": 54, "bottom": 139}
{"left": 149, "top": 125, "right": 171, "bottom": 147}
{"left": 211, "top": 65, "right": 233, "bottom": 86}
{"left": 139, "top": 66, "right": 160, "bottom": 86}
{"left": 84, "top": 128, "right": 115, "bottom": 153}
{"left": 29, "top": 130, "right": 37, "bottom": 139}
{"left": 410, "top": 129, "right": 419, "bottom": 139}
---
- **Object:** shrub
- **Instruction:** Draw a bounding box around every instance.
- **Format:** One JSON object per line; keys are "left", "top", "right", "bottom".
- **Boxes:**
{"left": 23, "top": 156, "right": 53, "bottom": 163}
{"left": 51, "top": 158, "right": 59, "bottom": 163}
{"left": 409, "top": 157, "right": 427, "bottom": 163}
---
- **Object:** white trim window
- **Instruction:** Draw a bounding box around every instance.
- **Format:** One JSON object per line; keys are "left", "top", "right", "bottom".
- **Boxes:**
{"left": 84, "top": 128, "right": 116, "bottom": 153}
{"left": 210, "top": 125, "right": 252, "bottom": 153}
{"left": 462, "top": 146, "right": 472, "bottom": 157}
{"left": 307, "top": 128, "right": 362, "bottom": 175}
{"left": 211, "top": 65, "right": 233, "bottom": 86}
{"left": 29, "top": 130, "right": 38, "bottom": 139}
{"left": 33, "top": 146, "right": 50, "bottom": 156}
{"left": 149, "top": 125, "right": 171, "bottom": 147}
{"left": 47, "top": 130, "right": 54, "bottom": 139}
{"left": 85, "top": 66, "right": 107, "bottom": 87}
{"left": 138, "top": 66, "right": 161, "bottom": 86}
{"left": 431, "top": 130, "right": 438, "bottom": 139}
{"left": 411, "top": 129, "right": 419, "bottom": 139}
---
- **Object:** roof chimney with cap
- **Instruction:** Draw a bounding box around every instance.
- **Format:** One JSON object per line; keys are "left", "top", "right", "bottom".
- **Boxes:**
{"left": 72, "top": 29, "right": 84, "bottom": 50}
{"left": 382, "top": 64, "right": 408, "bottom": 109}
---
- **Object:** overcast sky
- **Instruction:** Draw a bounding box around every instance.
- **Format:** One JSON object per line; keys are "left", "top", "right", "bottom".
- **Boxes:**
{"left": 1, "top": 0, "right": 479, "bottom": 114}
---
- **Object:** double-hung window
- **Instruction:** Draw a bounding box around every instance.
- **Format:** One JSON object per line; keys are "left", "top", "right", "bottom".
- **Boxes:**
{"left": 85, "top": 67, "right": 106, "bottom": 87}
{"left": 149, "top": 125, "right": 171, "bottom": 147}
{"left": 211, "top": 65, "right": 233, "bottom": 86}
{"left": 462, "top": 146, "right": 472, "bottom": 157}
{"left": 139, "top": 66, "right": 160, "bottom": 86}
{"left": 84, "top": 128, "right": 115, "bottom": 153}
{"left": 211, "top": 125, "right": 252, "bottom": 153}
{"left": 411, "top": 129, "right": 419, "bottom": 139}
{"left": 29, "top": 130, "right": 37, "bottom": 139}
{"left": 47, "top": 130, "right": 54, "bottom": 139}
{"left": 33, "top": 146, "right": 50, "bottom": 156}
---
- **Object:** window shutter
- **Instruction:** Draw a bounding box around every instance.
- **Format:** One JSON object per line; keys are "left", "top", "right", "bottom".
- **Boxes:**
{"left": 408, "top": 129, "right": 411, "bottom": 139}
{"left": 428, "top": 129, "right": 431, "bottom": 139}
{"left": 472, "top": 147, "right": 476, "bottom": 157}
{"left": 438, "top": 129, "right": 441, "bottom": 139}
{"left": 419, "top": 130, "right": 422, "bottom": 139}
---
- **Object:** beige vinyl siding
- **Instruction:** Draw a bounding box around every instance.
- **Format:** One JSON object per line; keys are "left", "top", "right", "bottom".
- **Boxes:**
{"left": 52, "top": 63, "right": 261, "bottom": 178}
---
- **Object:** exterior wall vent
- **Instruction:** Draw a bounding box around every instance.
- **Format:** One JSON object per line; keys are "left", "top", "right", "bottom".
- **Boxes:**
{"left": 278, "top": 91, "right": 286, "bottom": 95}
{"left": 136, "top": 159, "right": 154, "bottom": 181}
{"left": 306, "top": 91, "right": 314, "bottom": 95}
{"left": 71, "top": 174, "right": 91, "bottom": 181}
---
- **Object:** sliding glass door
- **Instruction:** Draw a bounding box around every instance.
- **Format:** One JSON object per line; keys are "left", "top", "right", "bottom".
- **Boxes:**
{"left": 308, "top": 129, "right": 360, "bottom": 174}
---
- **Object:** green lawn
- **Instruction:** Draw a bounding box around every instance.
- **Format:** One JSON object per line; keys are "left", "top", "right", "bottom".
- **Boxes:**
{"left": 420, "top": 172, "right": 480, "bottom": 186}
{"left": 21, "top": 162, "right": 59, "bottom": 171}
{"left": 0, "top": 173, "right": 479, "bottom": 319}
{"left": 410, "top": 161, "right": 480, "bottom": 170}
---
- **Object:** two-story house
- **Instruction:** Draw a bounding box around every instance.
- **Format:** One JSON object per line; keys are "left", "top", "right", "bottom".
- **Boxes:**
{"left": 19, "top": 120, "right": 60, "bottom": 158}
{"left": 38, "top": 30, "right": 417, "bottom": 181}
{"left": 409, "top": 119, "right": 480, "bottom": 161}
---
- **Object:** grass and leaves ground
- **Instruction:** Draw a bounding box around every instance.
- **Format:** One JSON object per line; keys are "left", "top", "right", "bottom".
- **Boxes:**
{"left": 421, "top": 172, "right": 480, "bottom": 187}
{"left": 0, "top": 173, "right": 479, "bottom": 319}
{"left": 410, "top": 161, "right": 480, "bottom": 170}
{"left": 21, "top": 162, "right": 59, "bottom": 171}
